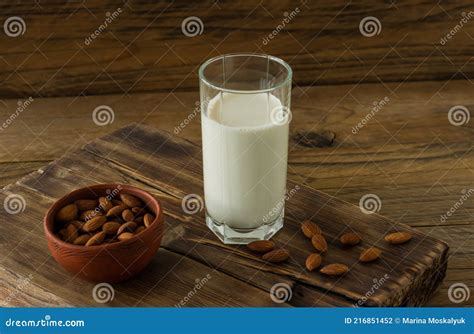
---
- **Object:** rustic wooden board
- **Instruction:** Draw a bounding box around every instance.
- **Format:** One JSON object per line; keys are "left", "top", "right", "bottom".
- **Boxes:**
{"left": 0, "top": 123, "right": 448, "bottom": 306}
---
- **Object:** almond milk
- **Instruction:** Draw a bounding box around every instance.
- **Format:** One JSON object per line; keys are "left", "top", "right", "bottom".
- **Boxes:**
{"left": 201, "top": 92, "right": 289, "bottom": 229}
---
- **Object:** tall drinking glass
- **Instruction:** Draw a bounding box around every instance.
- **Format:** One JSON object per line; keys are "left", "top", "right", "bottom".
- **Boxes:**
{"left": 199, "top": 53, "right": 292, "bottom": 244}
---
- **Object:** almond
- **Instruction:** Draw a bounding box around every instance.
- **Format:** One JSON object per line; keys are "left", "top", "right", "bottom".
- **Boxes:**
{"left": 120, "top": 193, "right": 142, "bottom": 208}
{"left": 340, "top": 232, "right": 361, "bottom": 246}
{"left": 122, "top": 209, "right": 134, "bottom": 222}
{"left": 73, "top": 234, "right": 91, "bottom": 246}
{"left": 135, "top": 215, "right": 144, "bottom": 224}
{"left": 247, "top": 240, "right": 275, "bottom": 253}
{"left": 359, "top": 247, "right": 381, "bottom": 262}
{"left": 56, "top": 204, "right": 78, "bottom": 222}
{"left": 311, "top": 234, "right": 328, "bottom": 253}
{"left": 68, "top": 220, "right": 84, "bottom": 230}
{"left": 301, "top": 220, "right": 322, "bottom": 238}
{"left": 262, "top": 249, "right": 290, "bottom": 263}
{"left": 74, "top": 199, "right": 98, "bottom": 212}
{"left": 320, "top": 263, "right": 349, "bottom": 276}
{"left": 143, "top": 213, "right": 155, "bottom": 227}
{"left": 112, "top": 199, "right": 123, "bottom": 206}
{"left": 131, "top": 207, "right": 144, "bottom": 214}
{"left": 63, "top": 224, "right": 78, "bottom": 242}
{"left": 83, "top": 215, "right": 107, "bottom": 232}
{"left": 85, "top": 231, "right": 106, "bottom": 246}
{"left": 98, "top": 196, "right": 114, "bottom": 212}
{"left": 118, "top": 232, "right": 135, "bottom": 241}
{"left": 102, "top": 222, "right": 121, "bottom": 235}
{"left": 305, "top": 253, "right": 322, "bottom": 271}
{"left": 80, "top": 209, "right": 101, "bottom": 221}
{"left": 385, "top": 232, "right": 412, "bottom": 245}
{"left": 117, "top": 221, "right": 137, "bottom": 235}
{"left": 135, "top": 226, "right": 146, "bottom": 234}
{"left": 106, "top": 204, "right": 128, "bottom": 217}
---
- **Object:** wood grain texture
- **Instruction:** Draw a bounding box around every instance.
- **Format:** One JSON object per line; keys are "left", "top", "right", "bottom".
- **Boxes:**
{"left": 0, "top": 79, "right": 472, "bottom": 306}
{"left": 0, "top": 124, "right": 449, "bottom": 306}
{"left": 0, "top": 0, "right": 473, "bottom": 97}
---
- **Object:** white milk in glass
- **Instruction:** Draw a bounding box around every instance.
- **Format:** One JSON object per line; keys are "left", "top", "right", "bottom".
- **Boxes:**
{"left": 201, "top": 92, "right": 289, "bottom": 229}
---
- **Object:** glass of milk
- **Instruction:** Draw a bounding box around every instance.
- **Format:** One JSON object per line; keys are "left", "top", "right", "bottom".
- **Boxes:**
{"left": 199, "top": 53, "right": 292, "bottom": 244}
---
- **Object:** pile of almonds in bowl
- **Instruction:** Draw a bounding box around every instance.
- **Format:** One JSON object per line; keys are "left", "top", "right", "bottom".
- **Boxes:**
{"left": 55, "top": 193, "right": 155, "bottom": 246}
{"left": 247, "top": 220, "right": 413, "bottom": 278}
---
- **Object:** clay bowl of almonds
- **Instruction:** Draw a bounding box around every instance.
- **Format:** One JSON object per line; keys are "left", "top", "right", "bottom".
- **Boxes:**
{"left": 43, "top": 184, "right": 164, "bottom": 283}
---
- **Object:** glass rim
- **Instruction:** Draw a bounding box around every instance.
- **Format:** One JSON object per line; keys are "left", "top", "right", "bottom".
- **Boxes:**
{"left": 198, "top": 53, "right": 292, "bottom": 94}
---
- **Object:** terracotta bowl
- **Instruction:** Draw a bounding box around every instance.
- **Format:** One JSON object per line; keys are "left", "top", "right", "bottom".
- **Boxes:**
{"left": 44, "top": 184, "right": 164, "bottom": 283}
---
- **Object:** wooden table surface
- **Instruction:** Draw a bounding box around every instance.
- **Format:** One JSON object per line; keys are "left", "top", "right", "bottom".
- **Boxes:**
{"left": 0, "top": 80, "right": 472, "bottom": 306}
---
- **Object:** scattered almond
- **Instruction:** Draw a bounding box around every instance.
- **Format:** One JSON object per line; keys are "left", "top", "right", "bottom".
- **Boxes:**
{"left": 117, "top": 221, "right": 137, "bottom": 235}
{"left": 359, "top": 247, "right": 382, "bottom": 262}
{"left": 85, "top": 231, "right": 106, "bottom": 246}
{"left": 320, "top": 263, "right": 349, "bottom": 276}
{"left": 83, "top": 215, "right": 107, "bottom": 232}
{"left": 56, "top": 204, "right": 78, "bottom": 222}
{"left": 74, "top": 199, "right": 98, "bottom": 212}
{"left": 262, "top": 249, "right": 290, "bottom": 263}
{"left": 305, "top": 253, "right": 322, "bottom": 271}
{"left": 311, "top": 234, "right": 328, "bottom": 253}
{"left": 247, "top": 240, "right": 275, "bottom": 253}
{"left": 385, "top": 232, "right": 412, "bottom": 245}
{"left": 301, "top": 220, "right": 322, "bottom": 238}
{"left": 118, "top": 232, "right": 135, "bottom": 241}
{"left": 120, "top": 193, "right": 143, "bottom": 208}
{"left": 340, "top": 232, "right": 361, "bottom": 246}
{"left": 102, "top": 222, "right": 121, "bottom": 235}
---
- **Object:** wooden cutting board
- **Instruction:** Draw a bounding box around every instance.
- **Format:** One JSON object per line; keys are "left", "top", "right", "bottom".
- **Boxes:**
{"left": 0, "top": 124, "right": 448, "bottom": 307}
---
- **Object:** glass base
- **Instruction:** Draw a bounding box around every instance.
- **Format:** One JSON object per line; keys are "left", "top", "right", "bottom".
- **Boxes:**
{"left": 206, "top": 210, "right": 284, "bottom": 244}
